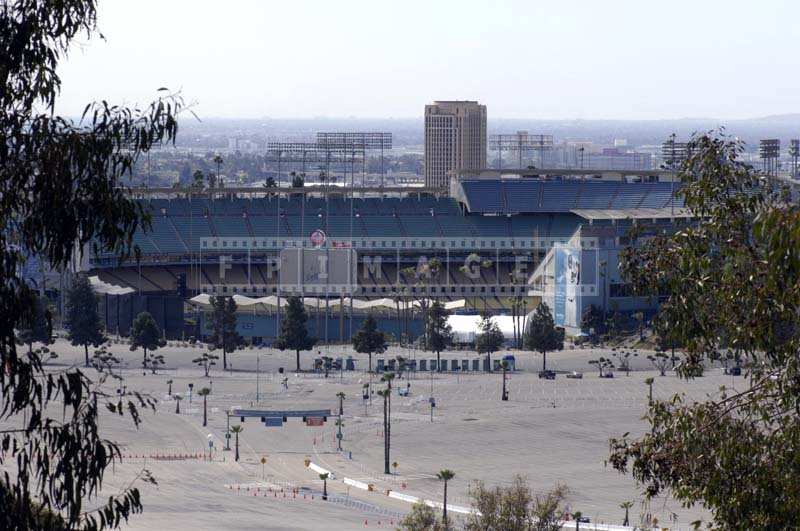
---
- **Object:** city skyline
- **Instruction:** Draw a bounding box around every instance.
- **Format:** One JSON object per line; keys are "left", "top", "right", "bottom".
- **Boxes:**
{"left": 56, "top": 0, "right": 800, "bottom": 121}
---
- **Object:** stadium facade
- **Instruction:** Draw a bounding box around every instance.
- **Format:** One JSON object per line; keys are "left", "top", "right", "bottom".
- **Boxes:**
{"left": 86, "top": 166, "right": 687, "bottom": 341}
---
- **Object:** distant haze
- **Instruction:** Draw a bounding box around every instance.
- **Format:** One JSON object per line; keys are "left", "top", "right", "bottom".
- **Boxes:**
{"left": 57, "top": 0, "right": 800, "bottom": 121}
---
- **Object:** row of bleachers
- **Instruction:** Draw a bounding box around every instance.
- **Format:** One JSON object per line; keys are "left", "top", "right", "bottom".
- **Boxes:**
{"left": 461, "top": 179, "right": 683, "bottom": 213}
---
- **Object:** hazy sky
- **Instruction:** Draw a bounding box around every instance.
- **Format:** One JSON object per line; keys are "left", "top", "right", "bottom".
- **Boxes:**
{"left": 57, "top": 0, "right": 800, "bottom": 120}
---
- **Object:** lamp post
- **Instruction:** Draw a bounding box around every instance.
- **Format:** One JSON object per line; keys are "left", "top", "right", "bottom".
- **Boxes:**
{"left": 256, "top": 354, "right": 260, "bottom": 404}
{"left": 188, "top": 383, "right": 194, "bottom": 405}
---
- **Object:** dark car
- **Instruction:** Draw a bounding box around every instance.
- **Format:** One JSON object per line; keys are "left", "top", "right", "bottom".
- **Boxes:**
{"left": 538, "top": 370, "right": 556, "bottom": 380}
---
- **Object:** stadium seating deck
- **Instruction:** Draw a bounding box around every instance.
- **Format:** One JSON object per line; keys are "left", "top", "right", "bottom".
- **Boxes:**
{"left": 460, "top": 179, "right": 683, "bottom": 214}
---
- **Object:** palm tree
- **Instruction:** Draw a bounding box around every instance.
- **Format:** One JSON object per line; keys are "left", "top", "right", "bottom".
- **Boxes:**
{"left": 173, "top": 394, "right": 182, "bottom": 414}
{"left": 380, "top": 372, "right": 395, "bottom": 474}
{"left": 437, "top": 469, "right": 455, "bottom": 527}
{"left": 213, "top": 154, "right": 223, "bottom": 188}
{"left": 319, "top": 472, "right": 329, "bottom": 500}
{"left": 166, "top": 379, "right": 173, "bottom": 396}
{"left": 197, "top": 387, "right": 211, "bottom": 426}
{"left": 231, "top": 425, "right": 243, "bottom": 462}
{"left": 620, "top": 501, "right": 633, "bottom": 526}
{"left": 336, "top": 391, "right": 345, "bottom": 415}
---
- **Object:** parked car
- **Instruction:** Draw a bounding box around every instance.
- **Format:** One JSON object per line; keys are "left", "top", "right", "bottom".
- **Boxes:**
{"left": 601, "top": 372, "right": 615, "bottom": 379}
{"left": 566, "top": 371, "right": 583, "bottom": 379}
{"left": 538, "top": 370, "right": 556, "bottom": 380}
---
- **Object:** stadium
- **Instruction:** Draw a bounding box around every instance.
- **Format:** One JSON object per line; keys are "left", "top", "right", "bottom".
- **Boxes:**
{"left": 85, "top": 167, "right": 687, "bottom": 343}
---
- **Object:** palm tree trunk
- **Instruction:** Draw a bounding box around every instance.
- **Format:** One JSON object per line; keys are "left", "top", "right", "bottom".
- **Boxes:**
{"left": 368, "top": 352, "right": 372, "bottom": 373}
{"left": 443, "top": 481, "right": 448, "bottom": 527}
{"left": 436, "top": 351, "right": 441, "bottom": 372}
{"left": 84, "top": 344, "right": 89, "bottom": 367}
{"left": 296, "top": 349, "right": 300, "bottom": 372}
{"left": 235, "top": 433, "right": 240, "bottom": 461}
{"left": 323, "top": 478, "right": 327, "bottom": 500}
{"left": 203, "top": 396, "right": 207, "bottom": 426}
{"left": 223, "top": 349, "right": 227, "bottom": 371}
{"left": 542, "top": 350, "right": 547, "bottom": 372}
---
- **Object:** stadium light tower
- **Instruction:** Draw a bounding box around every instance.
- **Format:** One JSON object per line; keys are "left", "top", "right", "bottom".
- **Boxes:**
{"left": 489, "top": 132, "right": 553, "bottom": 169}
{"left": 759, "top": 139, "right": 780, "bottom": 179}
{"left": 789, "top": 139, "right": 799, "bottom": 177}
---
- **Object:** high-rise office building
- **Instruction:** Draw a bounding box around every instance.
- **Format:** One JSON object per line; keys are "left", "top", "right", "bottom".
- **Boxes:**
{"left": 424, "top": 100, "right": 487, "bottom": 188}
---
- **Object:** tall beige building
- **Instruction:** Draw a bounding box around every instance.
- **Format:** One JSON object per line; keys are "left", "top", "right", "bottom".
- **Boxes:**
{"left": 424, "top": 100, "right": 487, "bottom": 188}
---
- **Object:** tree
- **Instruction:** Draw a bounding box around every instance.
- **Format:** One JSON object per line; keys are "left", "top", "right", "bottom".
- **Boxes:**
{"left": 398, "top": 501, "right": 442, "bottom": 531}
{"left": 130, "top": 311, "right": 165, "bottom": 374}
{"left": 620, "top": 500, "right": 633, "bottom": 526}
{"left": 65, "top": 274, "right": 106, "bottom": 367}
{"left": 18, "top": 292, "right": 52, "bottom": 355}
{"left": 436, "top": 469, "right": 455, "bottom": 528}
{"left": 524, "top": 303, "right": 564, "bottom": 372}
{"left": 319, "top": 473, "right": 329, "bottom": 501}
{"left": 588, "top": 356, "right": 614, "bottom": 377}
{"left": 610, "top": 348, "right": 637, "bottom": 376}
{"left": 475, "top": 313, "right": 504, "bottom": 372}
{"left": 424, "top": 301, "right": 453, "bottom": 372}
{"left": 231, "top": 425, "right": 243, "bottom": 462}
{"left": 465, "top": 476, "right": 569, "bottom": 531}
{"left": 193, "top": 351, "right": 219, "bottom": 377}
{"left": 193, "top": 169, "right": 205, "bottom": 189}
{"left": 609, "top": 133, "right": 800, "bottom": 528}
{"left": 0, "top": 4, "right": 181, "bottom": 526}
{"left": 378, "top": 371, "right": 395, "bottom": 474}
{"left": 580, "top": 303, "right": 605, "bottom": 340}
{"left": 174, "top": 394, "right": 183, "bottom": 414}
{"left": 197, "top": 387, "right": 211, "bottom": 427}
{"left": 352, "top": 314, "right": 388, "bottom": 372}
{"left": 647, "top": 351, "right": 670, "bottom": 376}
{"left": 207, "top": 295, "right": 244, "bottom": 370}
{"left": 274, "top": 296, "right": 316, "bottom": 372}
{"left": 212, "top": 154, "right": 223, "bottom": 188}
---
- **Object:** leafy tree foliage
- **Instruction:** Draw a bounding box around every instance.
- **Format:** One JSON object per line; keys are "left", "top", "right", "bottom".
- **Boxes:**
{"left": 352, "top": 314, "right": 388, "bottom": 372}
{"left": 207, "top": 295, "right": 244, "bottom": 370}
{"left": 274, "top": 296, "right": 316, "bottom": 371}
{"left": 0, "top": 2, "right": 181, "bottom": 528}
{"left": 523, "top": 303, "right": 564, "bottom": 372}
{"left": 609, "top": 133, "right": 800, "bottom": 529}
{"left": 588, "top": 356, "right": 614, "bottom": 377}
{"left": 424, "top": 301, "right": 452, "bottom": 372}
{"left": 465, "top": 476, "right": 569, "bottom": 531}
{"left": 398, "top": 501, "right": 443, "bottom": 531}
{"left": 192, "top": 351, "right": 219, "bottom": 377}
{"left": 647, "top": 351, "right": 670, "bottom": 376}
{"left": 610, "top": 348, "right": 637, "bottom": 376}
{"left": 130, "top": 312, "right": 165, "bottom": 374}
{"left": 475, "top": 313, "right": 504, "bottom": 372}
{"left": 66, "top": 274, "right": 106, "bottom": 367}
{"left": 18, "top": 292, "right": 52, "bottom": 354}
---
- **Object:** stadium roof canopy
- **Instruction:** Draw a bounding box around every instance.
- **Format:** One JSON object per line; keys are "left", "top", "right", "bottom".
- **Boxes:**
{"left": 570, "top": 207, "right": 693, "bottom": 220}
{"left": 454, "top": 179, "right": 682, "bottom": 215}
